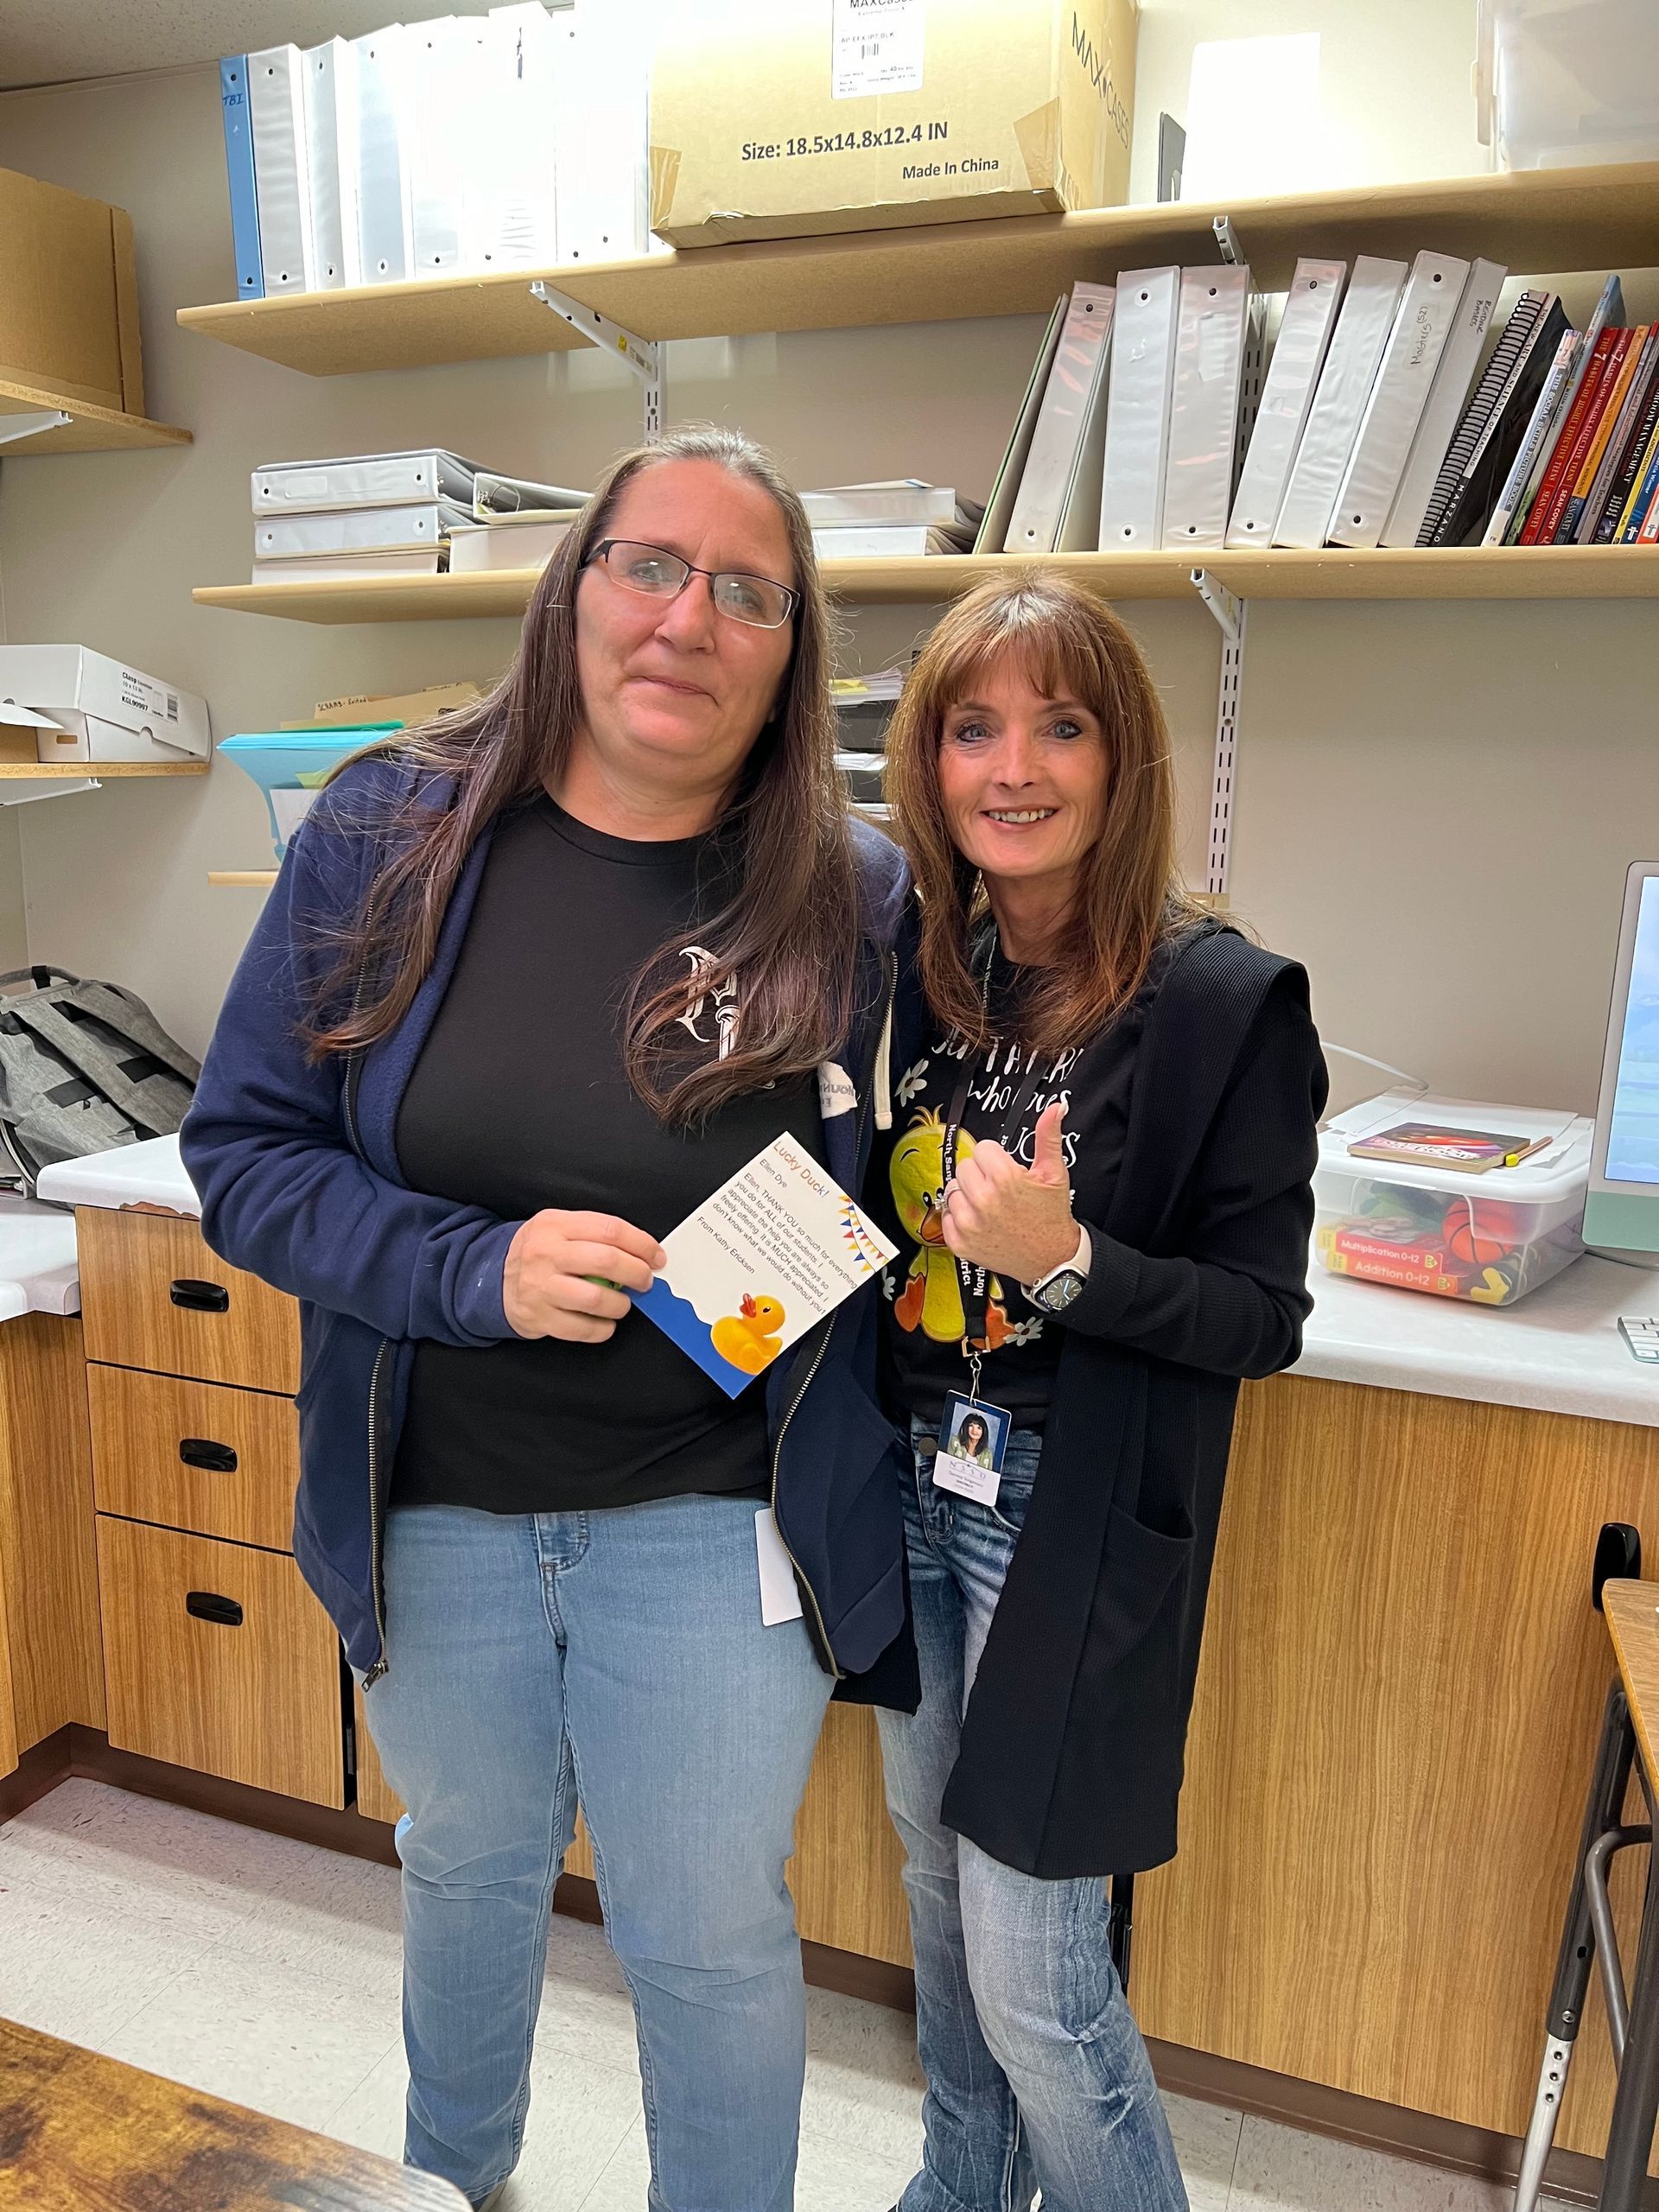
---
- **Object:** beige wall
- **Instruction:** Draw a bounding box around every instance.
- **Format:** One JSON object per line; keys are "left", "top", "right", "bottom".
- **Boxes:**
{"left": 0, "top": 7, "right": 1653, "bottom": 1119}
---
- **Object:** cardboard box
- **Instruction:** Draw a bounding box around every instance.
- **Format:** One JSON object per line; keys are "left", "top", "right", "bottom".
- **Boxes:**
{"left": 0, "top": 168, "right": 147, "bottom": 415}
{"left": 0, "top": 647, "right": 208, "bottom": 764}
{"left": 650, "top": 0, "right": 1137, "bottom": 248}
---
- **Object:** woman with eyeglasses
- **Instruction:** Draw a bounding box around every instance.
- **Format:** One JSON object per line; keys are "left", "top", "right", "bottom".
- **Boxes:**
{"left": 181, "top": 426, "right": 910, "bottom": 2212}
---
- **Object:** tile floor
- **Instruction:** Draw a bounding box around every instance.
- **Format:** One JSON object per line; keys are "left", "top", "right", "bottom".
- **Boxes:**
{"left": 0, "top": 1778, "right": 1567, "bottom": 2211}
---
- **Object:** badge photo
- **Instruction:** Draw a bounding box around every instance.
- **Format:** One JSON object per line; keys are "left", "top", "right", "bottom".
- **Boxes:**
{"left": 933, "top": 1390, "right": 1012, "bottom": 1506}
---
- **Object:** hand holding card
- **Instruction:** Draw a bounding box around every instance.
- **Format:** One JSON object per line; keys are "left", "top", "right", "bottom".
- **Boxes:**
{"left": 632, "top": 1137, "right": 898, "bottom": 1396}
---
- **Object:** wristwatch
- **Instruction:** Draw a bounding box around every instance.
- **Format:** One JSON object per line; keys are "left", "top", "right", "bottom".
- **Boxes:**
{"left": 1026, "top": 1226, "right": 1091, "bottom": 1314}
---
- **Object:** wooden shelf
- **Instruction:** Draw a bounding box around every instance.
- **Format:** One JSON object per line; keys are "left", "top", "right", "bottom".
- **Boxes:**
{"left": 191, "top": 545, "right": 1659, "bottom": 625}
{"left": 174, "top": 162, "right": 1659, "bottom": 378}
{"left": 0, "top": 380, "right": 190, "bottom": 454}
{"left": 208, "top": 870, "right": 277, "bottom": 888}
{"left": 0, "top": 760, "right": 207, "bottom": 778}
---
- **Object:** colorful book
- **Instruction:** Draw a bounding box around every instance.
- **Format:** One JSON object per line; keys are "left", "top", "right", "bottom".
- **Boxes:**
{"left": 1599, "top": 363, "right": 1659, "bottom": 541}
{"left": 1348, "top": 1122, "right": 1552, "bottom": 1173}
{"left": 1504, "top": 273, "right": 1623, "bottom": 543}
{"left": 1618, "top": 417, "right": 1659, "bottom": 540}
{"left": 1585, "top": 333, "right": 1659, "bottom": 541}
{"left": 1522, "top": 327, "right": 1622, "bottom": 545}
{"left": 1482, "top": 327, "right": 1579, "bottom": 546}
{"left": 1555, "top": 326, "right": 1648, "bottom": 542}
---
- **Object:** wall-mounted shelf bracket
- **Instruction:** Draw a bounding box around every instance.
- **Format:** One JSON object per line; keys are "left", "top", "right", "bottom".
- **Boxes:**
{"left": 1191, "top": 568, "right": 1248, "bottom": 902}
{"left": 1213, "top": 214, "right": 1245, "bottom": 267}
{"left": 530, "top": 283, "right": 663, "bottom": 442}
{"left": 0, "top": 410, "right": 72, "bottom": 449}
{"left": 0, "top": 777, "right": 100, "bottom": 806}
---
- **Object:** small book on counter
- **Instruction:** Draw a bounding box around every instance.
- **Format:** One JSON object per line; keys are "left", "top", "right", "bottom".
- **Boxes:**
{"left": 1346, "top": 1121, "right": 1552, "bottom": 1173}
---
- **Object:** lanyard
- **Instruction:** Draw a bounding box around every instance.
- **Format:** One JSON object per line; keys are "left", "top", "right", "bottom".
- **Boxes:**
{"left": 942, "top": 931, "right": 1046, "bottom": 1389}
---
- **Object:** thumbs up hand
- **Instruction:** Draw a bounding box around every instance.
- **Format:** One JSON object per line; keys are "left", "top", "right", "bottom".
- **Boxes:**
{"left": 941, "top": 1101, "right": 1082, "bottom": 1285}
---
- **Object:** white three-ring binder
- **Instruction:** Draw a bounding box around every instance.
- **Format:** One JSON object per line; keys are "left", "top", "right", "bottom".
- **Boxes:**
{"left": 1099, "top": 267, "right": 1180, "bottom": 553}
{"left": 249, "top": 46, "right": 316, "bottom": 295}
{"left": 1006, "top": 284, "right": 1116, "bottom": 557}
{"left": 1329, "top": 251, "right": 1471, "bottom": 550}
{"left": 1273, "top": 256, "right": 1408, "bottom": 549}
{"left": 1226, "top": 258, "right": 1346, "bottom": 547}
{"left": 1161, "top": 265, "right": 1252, "bottom": 552}
{"left": 1380, "top": 258, "right": 1508, "bottom": 548}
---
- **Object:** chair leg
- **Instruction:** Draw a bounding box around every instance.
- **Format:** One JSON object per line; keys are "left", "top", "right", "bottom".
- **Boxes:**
{"left": 1515, "top": 1682, "right": 1637, "bottom": 2212}
{"left": 1599, "top": 1836, "right": 1659, "bottom": 2210}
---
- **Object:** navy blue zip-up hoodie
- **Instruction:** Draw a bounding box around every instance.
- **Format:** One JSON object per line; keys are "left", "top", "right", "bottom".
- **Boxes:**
{"left": 181, "top": 755, "right": 911, "bottom": 1685}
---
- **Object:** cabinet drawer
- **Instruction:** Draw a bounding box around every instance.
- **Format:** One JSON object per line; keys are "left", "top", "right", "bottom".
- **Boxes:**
{"left": 97, "top": 1516, "right": 343, "bottom": 1808}
{"left": 78, "top": 1207, "right": 300, "bottom": 1395}
{"left": 89, "top": 1365, "right": 298, "bottom": 1552}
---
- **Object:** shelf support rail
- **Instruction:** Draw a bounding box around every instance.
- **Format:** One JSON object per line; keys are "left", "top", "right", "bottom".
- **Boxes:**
{"left": 529, "top": 284, "right": 664, "bottom": 443}
{"left": 0, "top": 410, "right": 72, "bottom": 449}
{"left": 0, "top": 779, "right": 101, "bottom": 807}
{"left": 1192, "top": 568, "right": 1248, "bottom": 903}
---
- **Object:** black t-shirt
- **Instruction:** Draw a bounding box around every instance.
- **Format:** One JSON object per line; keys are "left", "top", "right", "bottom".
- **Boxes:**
{"left": 392, "top": 795, "right": 824, "bottom": 1516}
{"left": 873, "top": 942, "right": 1168, "bottom": 1428}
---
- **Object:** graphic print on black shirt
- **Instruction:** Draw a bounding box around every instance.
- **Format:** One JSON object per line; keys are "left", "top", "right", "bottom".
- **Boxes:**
{"left": 393, "top": 796, "right": 825, "bottom": 1517}
{"left": 874, "top": 947, "right": 1157, "bottom": 1428}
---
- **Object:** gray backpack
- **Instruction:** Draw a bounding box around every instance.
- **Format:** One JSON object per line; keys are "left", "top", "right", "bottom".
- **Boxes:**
{"left": 0, "top": 966, "right": 200, "bottom": 1196}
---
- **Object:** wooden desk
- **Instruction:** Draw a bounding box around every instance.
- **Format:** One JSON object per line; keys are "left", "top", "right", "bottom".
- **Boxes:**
{"left": 0, "top": 2013, "right": 466, "bottom": 2209}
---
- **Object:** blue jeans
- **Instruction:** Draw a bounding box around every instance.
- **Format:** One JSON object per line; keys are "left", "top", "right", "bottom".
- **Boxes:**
{"left": 876, "top": 1421, "right": 1188, "bottom": 2212}
{"left": 359, "top": 1493, "right": 834, "bottom": 2212}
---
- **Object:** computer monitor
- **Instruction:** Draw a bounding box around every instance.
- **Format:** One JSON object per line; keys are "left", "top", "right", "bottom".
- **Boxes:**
{"left": 1587, "top": 861, "right": 1659, "bottom": 1267}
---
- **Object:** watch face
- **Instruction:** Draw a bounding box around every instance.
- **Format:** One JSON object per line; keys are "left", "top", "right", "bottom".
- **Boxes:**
{"left": 1036, "top": 1268, "right": 1085, "bottom": 1313}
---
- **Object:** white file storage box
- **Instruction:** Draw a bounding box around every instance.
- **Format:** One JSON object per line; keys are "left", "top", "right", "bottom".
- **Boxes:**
{"left": 0, "top": 646, "right": 210, "bottom": 764}
{"left": 1313, "top": 1092, "right": 1593, "bottom": 1306}
{"left": 1477, "top": 0, "right": 1659, "bottom": 169}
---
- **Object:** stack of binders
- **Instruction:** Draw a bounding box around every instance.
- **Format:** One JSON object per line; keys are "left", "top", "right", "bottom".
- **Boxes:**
{"left": 249, "top": 454, "right": 588, "bottom": 583}
{"left": 803, "top": 484, "right": 984, "bottom": 559}
{"left": 221, "top": 2, "right": 658, "bottom": 301}
{"left": 978, "top": 268, "right": 1262, "bottom": 557}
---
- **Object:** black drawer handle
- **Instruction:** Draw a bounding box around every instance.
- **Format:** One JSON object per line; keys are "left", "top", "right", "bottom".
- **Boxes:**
{"left": 179, "top": 1438, "right": 238, "bottom": 1474}
{"left": 185, "top": 1591, "right": 244, "bottom": 1627}
{"left": 170, "top": 1278, "right": 230, "bottom": 1313}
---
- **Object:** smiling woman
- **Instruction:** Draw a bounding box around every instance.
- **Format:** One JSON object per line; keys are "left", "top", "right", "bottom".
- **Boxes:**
{"left": 868, "top": 570, "right": 1325, "bottom": 2212}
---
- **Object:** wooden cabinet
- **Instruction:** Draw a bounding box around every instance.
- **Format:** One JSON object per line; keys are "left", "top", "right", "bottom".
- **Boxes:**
{"left": 78, "top": 1206, "right": 299, "bottom": 1393}
{"left": 78, "top": 1207, "right": 337, "bottom": 1807}
{"left": 98, "top": 1516, "right": 345, "bottom": 1807}
{"left": 0, "top": 1312, "right": 104, "bottom": 1778}
{"left": 87, "top": 1364, "right": 300, "bottom": 1552}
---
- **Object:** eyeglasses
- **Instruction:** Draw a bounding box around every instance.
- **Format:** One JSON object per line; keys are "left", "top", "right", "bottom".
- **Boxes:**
{"left": 587, "top": 538, "right": 799, "bottom": 631}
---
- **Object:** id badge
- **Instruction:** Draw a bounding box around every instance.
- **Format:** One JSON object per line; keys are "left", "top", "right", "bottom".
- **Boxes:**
{"left": 932, "top": 1391, "right": 1012, "bottom": 1507}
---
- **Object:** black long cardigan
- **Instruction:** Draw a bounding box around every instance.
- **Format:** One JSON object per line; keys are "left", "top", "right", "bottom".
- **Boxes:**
{"left": 848, "top": 916, "right": 1327, "bottom": 1879}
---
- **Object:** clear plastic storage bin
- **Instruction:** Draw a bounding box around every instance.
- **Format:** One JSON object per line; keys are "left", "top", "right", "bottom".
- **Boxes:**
{"left": 1313, "top": 1092, "right": 1593, "bottom": 1306}
{"left": 1477, "top": 0, "right": 1659, "bottom": 169}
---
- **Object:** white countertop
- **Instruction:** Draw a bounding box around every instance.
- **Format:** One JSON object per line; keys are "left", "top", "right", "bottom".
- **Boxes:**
{"left": 35, "top": 1137, "right": 1659, "bottom": 1431}
{"left": 37, "top": 1132, "right": 200, "bottom": 1218}
{"left": 1296, "top": 1252, "right": 1659, "bottom": 1428}
{"left": 0, "top": 1192, "right": 80, "bottom": 1319}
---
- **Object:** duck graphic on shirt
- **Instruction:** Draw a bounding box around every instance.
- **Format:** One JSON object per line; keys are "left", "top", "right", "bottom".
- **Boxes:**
{"left": 888, "top": 1106, "right": 1012, "bottom": 1347}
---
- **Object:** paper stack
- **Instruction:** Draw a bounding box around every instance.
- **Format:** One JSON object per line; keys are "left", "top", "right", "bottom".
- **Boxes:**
{"left": 804, "top": 484, "right": 983, "bottom": 559}
{"left": 831, "top": 669, "right": 906, "bottom": 818}
{"left": 248, "top": 454, "right": 588, "bottom": 583}
{"left": 447, "top": 472, "right": 589, "bottom": 574}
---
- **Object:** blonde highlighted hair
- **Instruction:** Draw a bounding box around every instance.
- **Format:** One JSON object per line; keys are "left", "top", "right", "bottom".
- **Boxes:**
{"left": 884, "top": 570, "right": 1205, "bottom": 1058}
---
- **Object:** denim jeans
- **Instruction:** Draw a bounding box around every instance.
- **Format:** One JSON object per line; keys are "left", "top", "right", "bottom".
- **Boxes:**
{"left": 359, "top": 1492, "right": 834, "bottom": 2212}
{"left": 876, "top": 1420, "right": 1189, "bottom": 2212}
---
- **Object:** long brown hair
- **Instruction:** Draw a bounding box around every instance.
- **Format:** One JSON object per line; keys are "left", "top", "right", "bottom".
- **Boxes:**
{"left": 885, "top": 570, "right": 1205, "bottom": 1058}
{"left": 302, "top": 423, "right": 858, "bottom": 1126}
